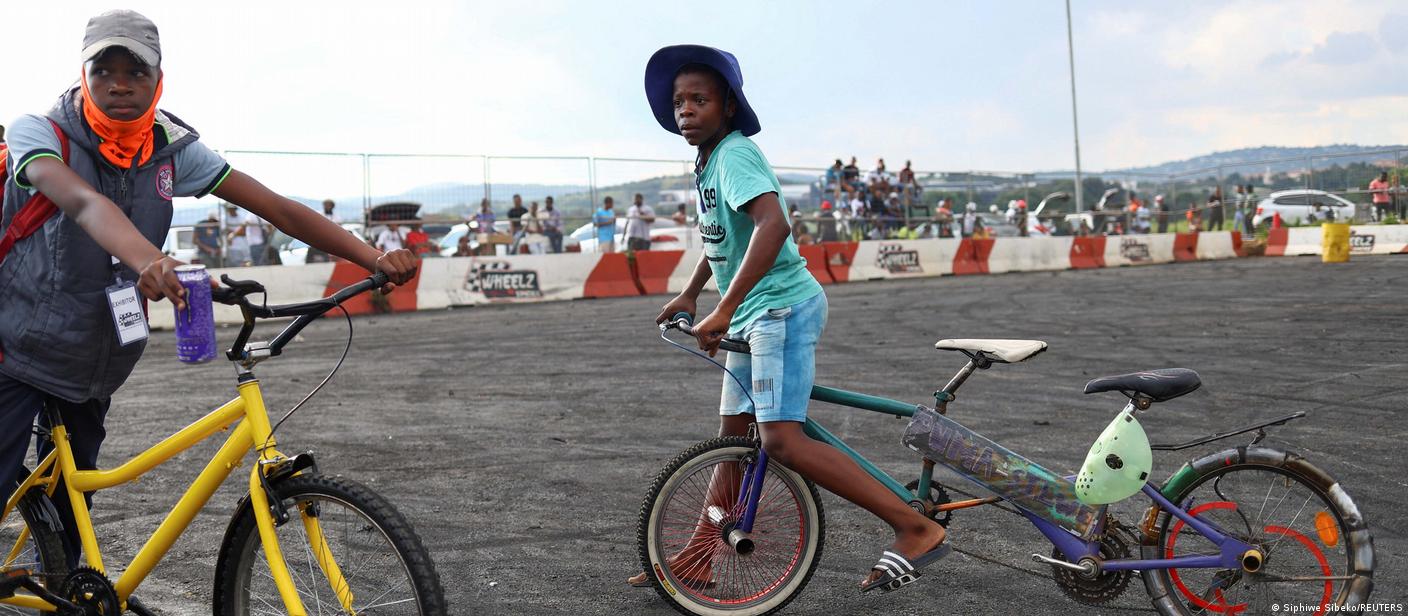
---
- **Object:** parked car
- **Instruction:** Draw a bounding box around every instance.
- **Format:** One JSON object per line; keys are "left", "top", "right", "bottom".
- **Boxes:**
{"left": 569, "top": 218, "right": 689, "bottom": 253}
{"left": 1252, "top": 189, "right": 1356, "bottom": 228}
{"left": 161, "top": 225, "right": 199, "bottom": 263}
{"left": 274, "top": 223, "right": 366, "bottom": 265}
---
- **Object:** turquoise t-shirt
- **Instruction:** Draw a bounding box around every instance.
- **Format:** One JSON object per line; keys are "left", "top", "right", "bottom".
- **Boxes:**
{"left": 594, "top": 208, "right": 615, "bottom": 245}
{"left": 696, "top": 131, "right": 822, "bottom": 331}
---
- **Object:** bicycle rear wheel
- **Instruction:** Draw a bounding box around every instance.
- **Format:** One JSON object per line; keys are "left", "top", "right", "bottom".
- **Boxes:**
{"left": 212, "top": 474, "right": 446, "bottom": 616}
{"left": 0, "top": 474, "right": 69, "bottom": 616}
{"left": 1145, "top": 448, "right": 1374, "bottom": 615}
{"left": 637, "top": 436, "right": 824, "bottom": 616}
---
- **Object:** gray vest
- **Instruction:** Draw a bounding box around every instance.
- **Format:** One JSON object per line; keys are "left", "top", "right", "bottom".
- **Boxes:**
{"left": 0, "top": 88, "right": 201, "bottom": 402}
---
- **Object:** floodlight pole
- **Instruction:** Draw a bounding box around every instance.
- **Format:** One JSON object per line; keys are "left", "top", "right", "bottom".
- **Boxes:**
{"left": 1065, "top": 0, "right": 1084, "bottom": 214}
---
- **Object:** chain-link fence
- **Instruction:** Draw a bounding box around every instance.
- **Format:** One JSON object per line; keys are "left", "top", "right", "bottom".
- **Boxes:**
{"left": 171, "top": 146, "right": 1408, "bottom": 263}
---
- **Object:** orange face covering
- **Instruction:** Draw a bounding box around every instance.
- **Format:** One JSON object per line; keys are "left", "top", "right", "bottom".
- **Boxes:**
{"left": 80, "top": 71, "right": 163, "bottom": 169}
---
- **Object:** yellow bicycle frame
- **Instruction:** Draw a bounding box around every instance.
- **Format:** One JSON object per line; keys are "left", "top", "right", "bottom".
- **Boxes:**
{"left": 0, "top": 378, "right": 353, "bottom": 614}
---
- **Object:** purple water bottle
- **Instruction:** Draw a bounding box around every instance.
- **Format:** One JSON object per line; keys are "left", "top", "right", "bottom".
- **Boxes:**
{"left": 174, "top": 264, "right": 217, "bottom": 363}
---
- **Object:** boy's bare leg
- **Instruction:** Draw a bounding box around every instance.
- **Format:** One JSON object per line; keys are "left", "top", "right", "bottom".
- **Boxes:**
{"left": 757, "top": 421, "right": 945, "bottom": 586}
{"left": 628, "top": 414, "right": 752, "bottom": 586}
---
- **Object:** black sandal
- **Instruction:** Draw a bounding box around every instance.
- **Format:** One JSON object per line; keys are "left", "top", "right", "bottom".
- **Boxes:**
{"left": 859, "top": 543, "right": 953, "bottom": 593}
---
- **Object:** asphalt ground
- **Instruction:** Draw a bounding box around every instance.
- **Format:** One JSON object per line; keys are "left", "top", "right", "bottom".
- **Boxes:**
{"left": 72, "top": 254, "right": 1406, "bottom": 614}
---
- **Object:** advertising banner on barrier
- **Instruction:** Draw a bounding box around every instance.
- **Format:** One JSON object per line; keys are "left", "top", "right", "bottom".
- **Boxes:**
{"left": 418, "top": 253, "right": 604, "bottom": 308}
{"left": 987, "top": 236, "right": 1073, "bottom": 274}
{"left": 847, "top": 239, "right": 959, "bottom": 280}
{"left": 1102, "top": 233, "right": 1175, "bottom": 267}
{"left": 1347, "top": 225, "right": 1408, "bottom": 255}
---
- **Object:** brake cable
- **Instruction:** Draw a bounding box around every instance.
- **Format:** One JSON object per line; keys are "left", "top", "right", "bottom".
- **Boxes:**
{"left": 262, "top": 303, "right": 354, "bottom": 450}
{"left": 659, "top": 323, "right": 756, "bottom": 411}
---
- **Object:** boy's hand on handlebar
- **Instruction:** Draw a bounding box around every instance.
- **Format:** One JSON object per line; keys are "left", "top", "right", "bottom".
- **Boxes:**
{"left": 656, "top": 294, "right": 697, "bottom": 325}
{"left": 374, "top": 249, "right": 419, "bottom": 293}
{"left": 692, "top": 308, "right": 732, "bottom": 357}
{"left": 138, "top": 255, "right": 189, "bottom": 311}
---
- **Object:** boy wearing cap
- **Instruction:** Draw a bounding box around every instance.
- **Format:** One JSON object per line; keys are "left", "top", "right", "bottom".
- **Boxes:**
{"left": 0, "top": 10, "right": 417, "bottom": 562}
{"left": 636, "top": 45, "right": 948, "bottom": 595}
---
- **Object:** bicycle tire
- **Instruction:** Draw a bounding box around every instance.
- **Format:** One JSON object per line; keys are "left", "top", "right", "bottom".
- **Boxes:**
{"left": 637, "top": 436, "right": 825, "bottom": 616}
{"left": 212, "top": 473, "right": 446, "bottom": 616}
{"left": 0, "top": 471, "right": 70, "bottom": 616}
{"left": 1143, "top": 447, "right": 1374, "bottom": 615}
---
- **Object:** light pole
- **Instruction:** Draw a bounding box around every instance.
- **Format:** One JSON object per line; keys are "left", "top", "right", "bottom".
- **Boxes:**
{"left": 1065, "top": 0, "right": 1083, "bottom": 214}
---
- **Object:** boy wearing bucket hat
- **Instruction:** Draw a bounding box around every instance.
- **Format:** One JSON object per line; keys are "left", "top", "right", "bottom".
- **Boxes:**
{"left": 636, "top": 45, "right": 948, "bottom": 594}
{"left": 0, "top": 10, "right": 418, "bottom": 564}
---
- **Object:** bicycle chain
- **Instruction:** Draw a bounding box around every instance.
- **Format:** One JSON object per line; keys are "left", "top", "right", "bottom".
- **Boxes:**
{"left": 61, "top": 566, "right": 120, "bottom": 615}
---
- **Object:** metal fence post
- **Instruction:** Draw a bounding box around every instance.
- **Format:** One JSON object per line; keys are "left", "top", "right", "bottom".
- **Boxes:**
{"left": 588, "top": 157, "right": 598, "bottom": 210}
{"left": 362, "top": 153, "right": 371, "bottom": 227}
{"left": 1303, "top": 156, "right": 1311, "bottom": 192}
{"left": 484, "top": 156, "right": 492, "bottom": 205}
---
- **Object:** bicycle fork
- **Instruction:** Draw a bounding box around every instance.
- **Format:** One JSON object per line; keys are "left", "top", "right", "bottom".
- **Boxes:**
{"left": 720, "top": 434, "right": 769, "bottom": 555}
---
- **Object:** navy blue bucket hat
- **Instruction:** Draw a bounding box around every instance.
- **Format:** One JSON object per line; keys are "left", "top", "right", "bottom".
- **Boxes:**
{"left": 645, "top": 45, "right": 761, "bottom": 137}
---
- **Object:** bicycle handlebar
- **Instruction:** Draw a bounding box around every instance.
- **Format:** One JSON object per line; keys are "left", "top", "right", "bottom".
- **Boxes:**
{"left": 660, "top": 312, "right": 752, "bottom": 354}
{"left": 214, "top": 271, "right": 391, "bottom": 362}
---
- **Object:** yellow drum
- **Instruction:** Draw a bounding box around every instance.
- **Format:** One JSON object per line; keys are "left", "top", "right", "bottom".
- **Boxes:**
{"left": 1322, "top": 223, "right": 1350, "bottom": 263}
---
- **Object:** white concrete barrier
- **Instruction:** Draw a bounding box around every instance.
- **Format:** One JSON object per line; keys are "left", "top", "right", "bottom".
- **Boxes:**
{"left": 987, "top": 236, "right": 1073, "bottom": 273}
{"left": 1194, "top": 231, "right": 1238, "bottom": 260}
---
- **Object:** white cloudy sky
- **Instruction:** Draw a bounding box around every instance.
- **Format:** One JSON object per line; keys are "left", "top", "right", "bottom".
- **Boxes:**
{"left": 4, "top": 0, "right": 1406, "bottom": 177}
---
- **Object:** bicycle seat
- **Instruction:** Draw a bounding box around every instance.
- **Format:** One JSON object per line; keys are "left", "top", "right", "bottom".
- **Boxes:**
{"left": 1083, "top": 368, "right": 1201, "bottom": 403}
{"left": 934, "top": 338, "right": 1047, "bottom": 363}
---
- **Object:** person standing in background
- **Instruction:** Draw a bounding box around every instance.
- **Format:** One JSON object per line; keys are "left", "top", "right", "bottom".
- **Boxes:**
{"left": 506, "top": 194, "right": 527, "bottom": 253}
{"left": 594, "top": 196, "right": 617, "bottom": 253}
{"left": 542, "top": 196, "right": 564, "bottom": 253}
{"left": 241, "top": 208, "right": 269, "bottom": 265}
{"left": 625, "top": 192, "right": 656, "bottom": 252}
{"left": 1205, "top": 187, "right": 1223, "bottom": 231}
{"left": 671, "top": 202, "right": 688, "bottom": 226}
{"left": 520, "top": 201, "right": 548, "bottom": 255}
{"left": 404, "top": 222, "right": 432, "bottom": 257}
{"left": 1154, "top": 195, "right": 1169, "bottom": 233}
{"left": 1243, "top": 185, "right": 1256, "bottom": 235}
{"left": 473, "top": 198, "right": 496, "bottom": 255}
{"left": 224, "top": 204, "right": 251, "bottom": 266}
{"left": 194, "top": 211, "right": 222, "bottom": 267}
{"left": 305, "top": 198, "right": 341, "bottom": 262}
{"left": 1369, "top": 172, "right": 1391, "bottom": 222}
{"left": 375, "top": 222, "right": 405, "bottom": 252}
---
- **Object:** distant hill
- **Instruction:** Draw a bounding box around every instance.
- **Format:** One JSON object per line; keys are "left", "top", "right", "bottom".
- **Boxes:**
{"left": 1114, "top": 145, "right": 1406, "bottom": 176}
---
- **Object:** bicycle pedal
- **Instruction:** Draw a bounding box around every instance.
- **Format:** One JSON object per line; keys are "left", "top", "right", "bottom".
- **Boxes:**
{"left": 0, "top": 569, "right": 33, "bottom": 599}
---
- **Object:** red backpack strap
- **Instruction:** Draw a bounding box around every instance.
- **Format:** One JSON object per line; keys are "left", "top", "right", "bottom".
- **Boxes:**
{"left": 0, "top": 120, "right": 69, "bottom": 264}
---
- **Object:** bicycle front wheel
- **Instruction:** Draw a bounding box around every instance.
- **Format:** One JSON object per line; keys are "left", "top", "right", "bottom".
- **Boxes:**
{"left": 637, "top": 436, "right": 825, "bottom": 616}
{"left": 1146, "top": 448, "right": 1374, "bottom": 615}
{"left": 0, "top": 476, "right": 68, "bottom": 616}
{"left": 213, "top": 474, "right": 446, "bottom": 616}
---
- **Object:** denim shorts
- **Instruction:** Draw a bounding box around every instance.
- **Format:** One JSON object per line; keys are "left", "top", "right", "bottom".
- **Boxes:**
{"left": 720, "top": 291, "right": 827, "bottom": 423}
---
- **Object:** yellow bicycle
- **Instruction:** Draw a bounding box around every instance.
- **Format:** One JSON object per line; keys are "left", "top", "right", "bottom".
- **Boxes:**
{"left": 0, "top": 272, "right": 445, "bottom": 615}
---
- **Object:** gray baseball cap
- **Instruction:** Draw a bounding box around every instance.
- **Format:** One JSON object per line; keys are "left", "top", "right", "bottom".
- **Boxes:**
{"left": 81, "top": 10, "right": 161, "bottom": 67}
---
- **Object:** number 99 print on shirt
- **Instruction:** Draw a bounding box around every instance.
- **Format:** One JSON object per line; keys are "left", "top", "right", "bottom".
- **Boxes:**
{"left": 693, "top": 130, "right": 821, "bottom": 332}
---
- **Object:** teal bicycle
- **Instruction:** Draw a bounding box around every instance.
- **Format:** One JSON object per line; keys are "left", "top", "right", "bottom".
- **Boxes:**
{"left": 637, "top": 317, "right": 1375, "bottom": 615}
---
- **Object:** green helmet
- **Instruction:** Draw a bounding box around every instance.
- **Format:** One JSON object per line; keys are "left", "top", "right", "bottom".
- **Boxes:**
{"left": 1074, "top": 407, "right": 1153, "bottom": 505}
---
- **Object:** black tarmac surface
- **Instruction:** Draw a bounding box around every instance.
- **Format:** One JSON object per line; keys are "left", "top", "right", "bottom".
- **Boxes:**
{"left": 93, "top": 255, "right": 1404, "bottom": 614}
